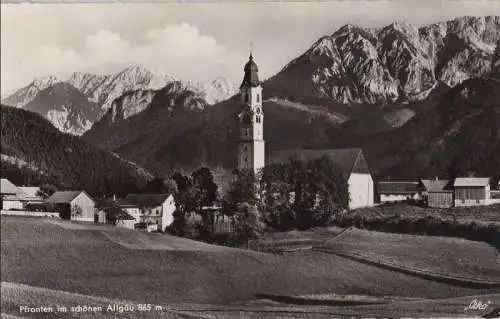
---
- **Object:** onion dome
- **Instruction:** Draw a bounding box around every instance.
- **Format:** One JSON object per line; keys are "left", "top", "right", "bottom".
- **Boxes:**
{"left": 240, "top": 54, "right": 260, "bottom": 89}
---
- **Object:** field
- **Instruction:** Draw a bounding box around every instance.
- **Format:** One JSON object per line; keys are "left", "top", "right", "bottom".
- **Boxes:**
{"left": 2, "top": 216, "right": 500, "bottom": 318}
{"left": 321, "top": 228, "right": 500, "bottom": 283}
{"left": 351, "top": 203, "right": 500, "bottom": 223}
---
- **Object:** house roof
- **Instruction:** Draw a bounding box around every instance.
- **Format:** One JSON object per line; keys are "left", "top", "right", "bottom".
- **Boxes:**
{"left": 46, "top": 191, "right": 93, "bottom": 204}
{"left": 18, "top": 187, "right": 41, "bottom": 198}
{"left": 267, "top": 148, "right": 370, "bottom": 179}
{"left": 1, "top": 178, "right": 24, "bottom": 195}
{"left": 378, "top": 182, "right": 419, "bottom": 194}
{"left": 420, "top": 179, "right": 450, "bottom": 192}
{"left": 104, "top": 206, "right": 136, "bottom": 220}
{"left": 97, "top": 198, "right": 138, "bottom": 209}
{"left": 125, "top": 193, "right": 172, "bottom": 207}
{"left": 454, "top": 177, "right": 490, "bottom": 187}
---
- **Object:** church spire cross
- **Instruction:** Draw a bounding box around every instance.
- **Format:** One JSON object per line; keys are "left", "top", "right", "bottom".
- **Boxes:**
{"left": 249, "top": 42, "right": 253, "bottom": 59}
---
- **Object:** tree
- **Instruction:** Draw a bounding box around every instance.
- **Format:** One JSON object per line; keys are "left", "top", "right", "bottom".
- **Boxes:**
{"left": 493, "top": 40, "right": 500, "bottom": 71}
{"left": 233, "top": 202, "right": 265, "bottom": 247}
{"left": 39, "top": 183, "right": 57, "bottom": 198}
{"left": 260, "top": 155, "right": 349, "bottom": 230}
{"left": 222, "top": 169, "right": 258, "bottom": 216}
{"left": 169, "top": 171, "right": 205, "bottom": 238}
{"left": 142, "top": 177, "right": 177, "bottom": 194}
{"left": 191, "top": 167, "right": 219, "bottom": 207}
{"left": 261, "top": 163, "right": 295, "bottom": 230}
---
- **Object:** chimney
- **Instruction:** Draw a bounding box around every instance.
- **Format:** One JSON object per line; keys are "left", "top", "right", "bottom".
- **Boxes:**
{"left": 113, "top": 194, "right": 116, "bottom": 201}
{"left": 435, "top": 176, "right": 438, "bottom": 181}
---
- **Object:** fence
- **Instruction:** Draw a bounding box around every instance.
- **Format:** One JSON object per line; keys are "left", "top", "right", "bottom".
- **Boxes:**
{"left": 213, "top": 217, "right": 234, "bottom": 234}
{"left": 1, "top": 210, "right": 60, "bottom": 218}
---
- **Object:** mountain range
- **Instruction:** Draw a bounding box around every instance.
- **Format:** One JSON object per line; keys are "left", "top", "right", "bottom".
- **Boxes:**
{"left": 2, "top": 16, "right": 499, "bottom": 186}
{"left": 2, "top": 66, "right": 237, "bottom": 135}
{"left": 265, "top": 16, "right": 499, "bottom": 106}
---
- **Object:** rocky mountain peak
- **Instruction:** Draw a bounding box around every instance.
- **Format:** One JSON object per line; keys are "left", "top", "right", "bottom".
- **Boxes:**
{"left": 266, "top": 15, "right": 500, "bottom": 105}
{"left": 32, "top": 75, "right": 59, "bottom": 89}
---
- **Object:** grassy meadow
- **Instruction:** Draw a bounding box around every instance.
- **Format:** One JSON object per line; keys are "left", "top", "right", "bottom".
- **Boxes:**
{"left": 321, "top": 227, "right": 500, "bottom": 282}
{"left": 2, "top": 216, "right": 500, "bottom": 318}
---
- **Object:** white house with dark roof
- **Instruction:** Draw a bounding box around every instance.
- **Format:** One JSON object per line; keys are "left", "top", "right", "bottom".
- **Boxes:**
{"left": 125, "top": 193, "right": 176, "bottom": 232}
{"left": 46, "top": 191, "right": 96, "bottom": 221}
{"left": 268, "top": 148, "right": 374, "bottom": 210}
{"left": 377, "top": 181, "right": 421, "bottom": 203}
{"left": 453, "top": 177, "right": 490, "bottom": 207}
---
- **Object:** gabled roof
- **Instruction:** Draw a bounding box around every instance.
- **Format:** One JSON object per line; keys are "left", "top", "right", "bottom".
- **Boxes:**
{"left": 454, "top": 177, "right": 490, "bottom": 187}
{"left": 18, "top": 187, "right": 42, "bottom": 198}
{"left": 420, "top": 179, "right": 451, "bottom": 192}
{"left": 378, "top": 182, "right": 419, "bottom": 194}
{"left": 97, "top": 198, "right": 138, "bottom": 210}
{"left": 125, "top": 193, "right": 172, "bottom": 207}
{"left": 46, "top": 191, "right": 94, "bottom": 204}
{"left": 267, "top": 148, "right": 370, "bottom": 179}
{"left": 1, "top": 178, "right": 24, "bottom": 195}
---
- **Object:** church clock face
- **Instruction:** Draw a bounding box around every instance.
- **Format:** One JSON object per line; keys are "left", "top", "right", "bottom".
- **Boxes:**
{"left": 256, "top": 107, "right": 261, "bottom": 114}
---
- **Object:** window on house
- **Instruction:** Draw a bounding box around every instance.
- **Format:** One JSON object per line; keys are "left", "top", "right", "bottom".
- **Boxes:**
{"left": 257, "top": 94, "right": 260, "bottom": 102}
{"left": 245, "top": 157, "right": 248, "bottom": 162}
{"left": 243, "top": 145, "right": 247, "bottom": 151}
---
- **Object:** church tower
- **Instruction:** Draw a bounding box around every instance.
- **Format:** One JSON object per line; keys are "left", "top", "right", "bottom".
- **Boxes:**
{"left": 237, "top": 52, "right": 265, "bottom": 177}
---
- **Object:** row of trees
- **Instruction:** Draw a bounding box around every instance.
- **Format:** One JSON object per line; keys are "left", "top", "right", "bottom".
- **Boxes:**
{"left": 167, "top": 156, "right": 349, "bottom": 245}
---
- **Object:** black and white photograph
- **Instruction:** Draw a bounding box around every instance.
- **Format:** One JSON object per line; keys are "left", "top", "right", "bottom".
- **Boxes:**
{"left": 1, "top": 0, "right": 500, "bottom": 317}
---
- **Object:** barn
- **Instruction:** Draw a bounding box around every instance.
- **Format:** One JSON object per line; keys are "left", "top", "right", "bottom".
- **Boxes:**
{"left": 420, "top": 179, "right": 453, "bottom": 208}
{"left": 377, "top": 182, "right": 421, "bottom": 203}
{"left": 46, "top": 191, "right": 96, "bottom": 221}
{"left": 268, "top": 148, "right": 374, "bottom": 210}
{"left": 453, "top": 177, "right": 491, "bottom": 207}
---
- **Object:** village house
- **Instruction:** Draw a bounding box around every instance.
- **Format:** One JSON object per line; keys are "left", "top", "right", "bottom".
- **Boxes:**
{"left": 96, "top": 197, "right": 141, "bottom": 229}
{"left": 46, "top": 191, "right": 96, "bottom": 221}
{"left": 0, "top": 178, "right": 25, "bottom": 210}
{"left": 420, "top": 179, "right": 453, "bottom": 208}
{"left": 268, "top": 148, "right": 374, "bottom": 210}
{"left": 125, "top": 193, "right": 176, "bottom": 232}
{"left": 453, "top": 177, "right": 491, "bottom": 207}
{"left": 377, "top": 181, "right": 421, "bottom": 203}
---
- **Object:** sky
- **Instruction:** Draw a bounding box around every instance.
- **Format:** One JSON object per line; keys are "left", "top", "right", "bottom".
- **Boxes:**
{"left": 2, "top": 0, "right": 500, "bottom": 96}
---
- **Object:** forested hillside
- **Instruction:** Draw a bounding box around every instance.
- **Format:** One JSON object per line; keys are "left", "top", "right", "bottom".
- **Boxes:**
{"left": 380, "top": 76, "right": 500, "bottom": 179}
{"left": 1, "top": 105, "right": 152, "bottom": 197}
